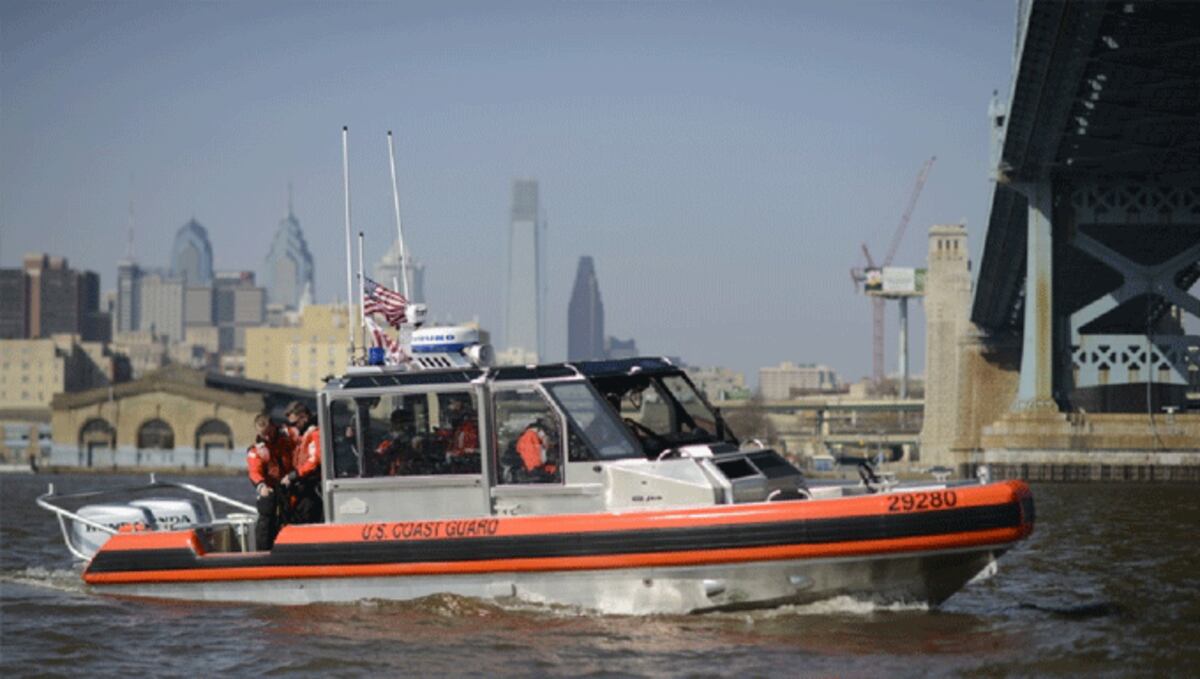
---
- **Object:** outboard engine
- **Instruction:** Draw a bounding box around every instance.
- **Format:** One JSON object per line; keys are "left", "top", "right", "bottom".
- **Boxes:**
{"left": 73, "top": 504, "right": 156, "bottom": 559}
{"left": 130, "top": 498, "right": 207, "bottom": 530}
{"left": 71, "top": 498, "right": 208, "bottom": 559}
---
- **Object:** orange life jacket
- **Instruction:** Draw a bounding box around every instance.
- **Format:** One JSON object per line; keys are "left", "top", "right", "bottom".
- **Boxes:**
{"left": 246, "top": 430, "right": 295, "bottom": 486}
{"left": 516, "top": 428, "right": 556, "bottom": 474}
{"left": 448, "top": 419, "right": 479, "bottom": 456}
{"left": 293, "top": 425, "right": 322, "bottom": 479}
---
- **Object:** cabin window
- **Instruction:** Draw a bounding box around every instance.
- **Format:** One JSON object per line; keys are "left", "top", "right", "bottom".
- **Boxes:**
{"left": 659, "top": 375, "right": 719, "bottom": 438}
{"left": 492, "top": 388, "right": 564, "bottom": 484}
{"left": 631, "top": 383, "right": 673, "bottom": 434}
{"left": 329, "top": 391, "right": 481, "bottom": 479}
{"left": 546, "top": 382, "right": 640, "bottom": 461}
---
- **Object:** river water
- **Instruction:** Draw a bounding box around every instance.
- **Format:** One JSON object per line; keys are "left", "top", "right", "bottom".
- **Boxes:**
{"left": 2, "top": 473, "right": 1197, "bottom": 677}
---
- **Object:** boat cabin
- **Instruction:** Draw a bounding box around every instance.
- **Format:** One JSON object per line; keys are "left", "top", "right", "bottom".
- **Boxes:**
{"left": 317, "top": 357, "right": 808, "bottom": 523}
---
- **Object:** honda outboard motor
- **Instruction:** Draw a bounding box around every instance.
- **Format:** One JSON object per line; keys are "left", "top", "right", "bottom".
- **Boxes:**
{"left": 73, "top": 504, "right": 156, "bottom": 559}
{"left": 71, "top": 498, "right": 208, "bottom": 559}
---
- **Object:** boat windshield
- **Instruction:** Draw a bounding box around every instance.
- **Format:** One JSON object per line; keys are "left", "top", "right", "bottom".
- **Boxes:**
{"left": 545, "top": 381, "right": 642, "bottom": 461}
{"left": 588, "top": 371, "right": 737, "bottom": 455}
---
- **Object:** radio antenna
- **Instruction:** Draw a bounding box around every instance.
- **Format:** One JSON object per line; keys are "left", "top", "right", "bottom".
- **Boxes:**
{"left": 358, "top": 230, "right": 367, "bottom": 359}
{"left": 386, "top": 130, "right": 411, "bottom": 300}
{"left": 342, "top": 126, "right": 356, "bottom": 359}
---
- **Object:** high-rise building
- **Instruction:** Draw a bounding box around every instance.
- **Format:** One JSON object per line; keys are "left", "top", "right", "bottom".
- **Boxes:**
{"left": 170, "top": 218, "right": 214, "bottom": 285}
{"left": 373, "top": 242, "right": 425, "bottom": 304}
{"left": 26, "top": 253, "right": 78, "bottom": 338}
{"left": 0, "top": 336, "right": 123, "bottom": 410}
{"left": 139, "top": 272, "right": 185, "bottom": 343}
{"left": 78, "top": 271, "right": 111, "bottom": 343}
{"left": 264, "top": 200, "right": 315, "bottom": 310}
{"left": 184, "top": 286, "right": 214, "bottom": 328}
{"left": 213, "top": 271, "right": 265, "bottom": 352}
{"left": 2, "top": 254, "right": 110, "bottom": 342}
{"left": 244, "top": 304, "right": 357, "bottom": 390}
{"left": 504, "top": 179, "right": 543, "bottom": 360}
{"left": 567, "top": 256, "right": 605, "bottom": 361}
{"left": 0, "top": 269, "right": 27, "bottom": 339}
{"left": 116, "top": 260, "right": 142, "bottom": 335}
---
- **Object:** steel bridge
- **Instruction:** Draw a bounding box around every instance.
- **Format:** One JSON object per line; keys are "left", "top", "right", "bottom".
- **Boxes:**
{"left": 975, "top": 0, "right": 1200, "bottom": 415}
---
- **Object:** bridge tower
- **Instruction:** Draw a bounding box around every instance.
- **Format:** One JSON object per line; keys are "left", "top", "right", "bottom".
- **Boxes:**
{"left": 919, "top": 224, "right": 972, "bottom": 467}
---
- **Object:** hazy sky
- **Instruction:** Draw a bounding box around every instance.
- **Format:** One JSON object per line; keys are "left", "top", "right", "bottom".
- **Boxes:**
{"left": 1, "top": 0, "right": 1018, "bottom": 384}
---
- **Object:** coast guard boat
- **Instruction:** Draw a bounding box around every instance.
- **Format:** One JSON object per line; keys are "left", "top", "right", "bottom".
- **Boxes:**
{"left": 39, "top": 328, "right": 1035, "bottom": 614}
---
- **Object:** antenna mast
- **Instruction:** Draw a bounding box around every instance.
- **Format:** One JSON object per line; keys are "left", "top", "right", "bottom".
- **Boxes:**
{"left": 386, "top": 131, "right": 411, "bottom": 300}
{"left": 126, "top": 199, "right": 136, "bottom": 260}
{"left": 342, "top": 126, "right": 356, "bottom": 359}
{"left": 358, "top": 231, "right": 367, "bottom": 358}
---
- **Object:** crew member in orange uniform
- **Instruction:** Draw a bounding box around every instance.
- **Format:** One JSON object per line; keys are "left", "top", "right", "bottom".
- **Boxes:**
{"left": 514, "top": 420, "right": 559, "bottom": 482}
{"left": 284, "top": 402, "right": 324, "bottom": 523}
{"left": 444, "top": 397, "right": 479, "bottom": 459}
{"left": 246, "top": 414, "right": 296, "bottom": 549}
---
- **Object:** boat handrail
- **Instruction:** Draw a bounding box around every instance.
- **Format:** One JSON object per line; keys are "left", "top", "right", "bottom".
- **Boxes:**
{"left": 37, "top": 474, "right": 255, "bottom": 514}
{"left": 36, "top": 487, "right": 120, "bottom": 561}
{"left": 37, "top": 475, "right": 256, "bottom": 561}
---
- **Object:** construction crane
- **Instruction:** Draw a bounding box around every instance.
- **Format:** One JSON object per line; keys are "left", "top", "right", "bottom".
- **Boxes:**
{"left": 851, "top": 156, "right": 936, "bottom": 391}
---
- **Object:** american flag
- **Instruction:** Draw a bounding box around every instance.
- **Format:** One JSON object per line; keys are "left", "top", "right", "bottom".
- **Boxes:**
{"left": 365, "top": 316, "right": 406, "bottom": 365}
{"left": 363, "top": 276, "right": 407, "bottom": 328}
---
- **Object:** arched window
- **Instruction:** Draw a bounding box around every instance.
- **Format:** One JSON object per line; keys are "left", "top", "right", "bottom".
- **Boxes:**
{"left": 195, "top": 418, "right": 233, "bottom": 452}
{"left": 137, "top": 419, "right": 175, "bottom": 450}
{"left": 79, "top": 418, "right": 115, "bottom": 449}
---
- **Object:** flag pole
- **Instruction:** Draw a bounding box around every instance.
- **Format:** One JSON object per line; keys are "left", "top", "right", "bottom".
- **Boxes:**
{"left": 358, "top": 230, "right": 367, "bottom": 361}
{"left": 386, "top": 130, "right": 411, "bottom": 300}
{"left": 341, "top": 126, "right": 355, "bottom": 361}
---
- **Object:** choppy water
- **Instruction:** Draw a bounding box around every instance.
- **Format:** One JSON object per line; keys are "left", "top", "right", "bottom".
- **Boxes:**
{"left": 2, "top": 473, "right": 1198, "bottom": 677}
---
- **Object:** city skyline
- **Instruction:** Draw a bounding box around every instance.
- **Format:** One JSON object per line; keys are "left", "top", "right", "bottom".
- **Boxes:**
{"left": 1, "top": 1, "right": 1020, "bottom": 382}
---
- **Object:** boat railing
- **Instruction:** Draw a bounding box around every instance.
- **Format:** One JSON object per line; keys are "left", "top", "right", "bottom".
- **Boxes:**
{"left": 37, "top": 474, "right": 256, "bottom": 561}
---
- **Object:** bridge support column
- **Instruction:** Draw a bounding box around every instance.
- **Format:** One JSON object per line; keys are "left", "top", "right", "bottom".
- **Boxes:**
{"left": 1015, "top": 181, "right": 1059, "bottom": 412}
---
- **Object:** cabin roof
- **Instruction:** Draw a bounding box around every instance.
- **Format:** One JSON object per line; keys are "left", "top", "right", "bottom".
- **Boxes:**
{"left": 326, "top": 356, "right": 680, "bottom": 392}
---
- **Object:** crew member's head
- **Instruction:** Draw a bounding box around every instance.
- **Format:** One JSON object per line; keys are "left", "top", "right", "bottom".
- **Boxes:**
{"left": 254, "top": 413, "right": 276, "bottom": 441}
{"left": 445, "top": 396, "right": 472, "bottom": 425}
{"left": 287, "top": 402, "right": 313, "bottom": 429}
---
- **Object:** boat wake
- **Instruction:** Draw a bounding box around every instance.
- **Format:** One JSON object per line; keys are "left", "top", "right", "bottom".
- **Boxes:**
{"left": 0, "top": 565, "right": 87, "bottom": 594}
{"left": 346, "top": 592, "right": 530, "bottom": 620}
{"left": 968, "top": 558, "right": 1000, "bottom": 585}
{"left": 746, "top": 596, "right": 931, "bottom": 618}
{"left": 347, "top": 592, "right": 934, "bottom": 621}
